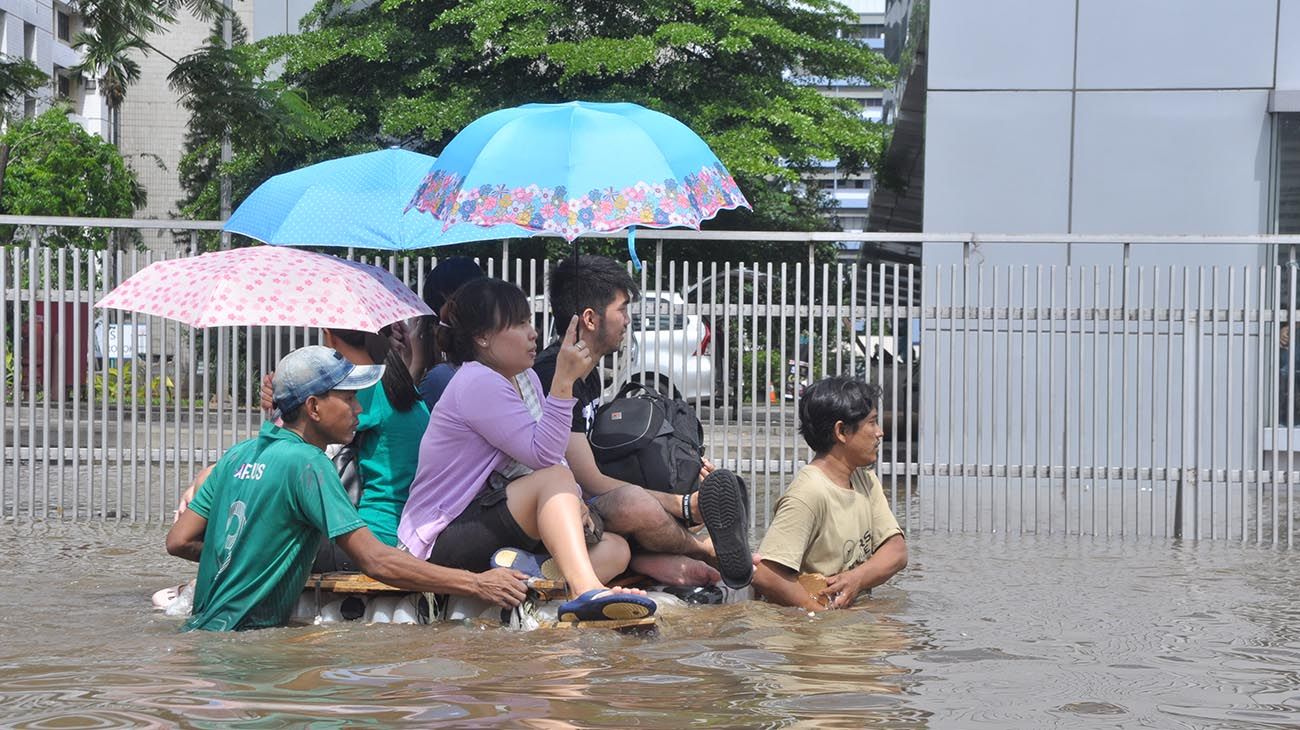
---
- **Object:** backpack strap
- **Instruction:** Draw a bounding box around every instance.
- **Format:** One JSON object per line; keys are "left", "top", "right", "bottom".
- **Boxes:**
{"left": 616, "top": 380, "right": 652, "bottom": 399}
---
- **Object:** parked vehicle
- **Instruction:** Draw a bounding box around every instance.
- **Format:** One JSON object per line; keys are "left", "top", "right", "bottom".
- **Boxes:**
{"left": 529, "top": 292, "right": 714, "bottom": 402}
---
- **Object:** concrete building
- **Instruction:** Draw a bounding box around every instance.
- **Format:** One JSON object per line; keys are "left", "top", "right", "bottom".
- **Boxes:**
{"left": 876, "top": 0, "right": 1300, "bottom": 259}
{"left": 0, "top": 0, "right": 107, "bottom": 136}
{"left": 806, "top": 0, "right": 887, "bottom": 238}
{"left": 867, "top": 0, "right": 1300, "bottom": 536}
{"left": 117, "top": 2, "right": 266, "bottom": 226}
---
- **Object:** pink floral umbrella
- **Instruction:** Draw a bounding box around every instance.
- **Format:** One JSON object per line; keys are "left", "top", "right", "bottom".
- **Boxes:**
{"left": 95, "top": 246, "right": 430, "bottom": 332}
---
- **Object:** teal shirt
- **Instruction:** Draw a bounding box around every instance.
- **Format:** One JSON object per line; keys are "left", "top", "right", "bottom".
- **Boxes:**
{"left": 184, "top": 422, "right": 366, "bottom": 632}
{"left": 354, "top": 384, "right": 430, "bottom": 546}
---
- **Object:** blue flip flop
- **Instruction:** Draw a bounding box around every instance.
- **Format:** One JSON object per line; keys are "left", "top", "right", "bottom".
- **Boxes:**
{"left": 558, "top": 589, "right": 657, "bottom": 622}
{"left": 490, "top": 547, "right": 562, "bottom": 581}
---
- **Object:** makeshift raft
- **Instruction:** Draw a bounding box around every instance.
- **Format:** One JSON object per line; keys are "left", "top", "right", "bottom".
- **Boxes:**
{"left": 298, "top": 572, "right": 660, "bottom": 631}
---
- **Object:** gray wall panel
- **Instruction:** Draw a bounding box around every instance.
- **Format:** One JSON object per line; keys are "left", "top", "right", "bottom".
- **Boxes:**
{"left": 1279, "top": 0, "right": 1300, "bottom": 90}
{"left": 929, "top": 0, "right": 1076, "bottom": 90}
{"left": 924, "top": 92, "right": 1073, "bottom": 233}
{"left": 1071, "top": 91, "right": 1272, "bottom": 235}
{"left": 1077, "top": 0, "right": 1277, "bottom": 89}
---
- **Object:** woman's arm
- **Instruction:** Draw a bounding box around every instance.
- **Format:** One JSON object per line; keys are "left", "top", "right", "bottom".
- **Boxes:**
{"left": 458, "top": 366, "right": 576, "bottom": 469}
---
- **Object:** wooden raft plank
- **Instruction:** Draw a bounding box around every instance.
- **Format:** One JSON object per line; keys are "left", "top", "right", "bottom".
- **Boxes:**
{"left": 306, "top": 572, "right": 568, "bottom": 600}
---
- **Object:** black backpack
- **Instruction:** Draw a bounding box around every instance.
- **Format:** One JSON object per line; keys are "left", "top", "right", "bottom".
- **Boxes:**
{"left": 588, "top": 382, "right": 705, "bottom": 495}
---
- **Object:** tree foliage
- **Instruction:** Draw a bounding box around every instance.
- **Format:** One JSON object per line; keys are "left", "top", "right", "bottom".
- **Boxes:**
{"left": 177, "top": 0, "right": 891, "bottom": 262}
{"left": 0, "top": 108, "right": 145, "bottom": 248}
{"left": 0, "top": 55, "right": 47, "bottom": 123}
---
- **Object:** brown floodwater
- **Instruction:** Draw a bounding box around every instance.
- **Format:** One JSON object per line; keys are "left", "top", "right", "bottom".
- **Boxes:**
{"left": 0, "top": 522, "right": 1297, "bottom": 728}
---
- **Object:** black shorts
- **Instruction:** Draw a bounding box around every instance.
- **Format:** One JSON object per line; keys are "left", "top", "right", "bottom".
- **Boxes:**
{"left": 426, "top": 479, "right": 543, "bottom": 572}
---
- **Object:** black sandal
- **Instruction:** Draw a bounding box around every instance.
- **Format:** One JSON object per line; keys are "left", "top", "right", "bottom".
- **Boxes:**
{"left": 696, "top": 470, "right": 753, "bottom": 589}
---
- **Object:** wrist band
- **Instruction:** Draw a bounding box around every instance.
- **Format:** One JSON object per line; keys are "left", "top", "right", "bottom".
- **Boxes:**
{"left": 682, "top": 492, "right": 693, "bottom": 524}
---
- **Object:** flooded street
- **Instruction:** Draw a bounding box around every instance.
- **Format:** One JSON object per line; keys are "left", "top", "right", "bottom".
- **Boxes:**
{"left": 1, "top": 522, "right": 1296, "bottom": 727}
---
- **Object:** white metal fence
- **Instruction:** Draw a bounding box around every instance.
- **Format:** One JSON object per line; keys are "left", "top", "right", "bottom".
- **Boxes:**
{"left": 2, "top": 218, "right": 1298, "bottom": 546}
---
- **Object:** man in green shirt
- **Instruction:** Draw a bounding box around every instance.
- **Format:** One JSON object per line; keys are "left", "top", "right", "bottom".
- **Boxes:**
{"left": 166, "top": 345, "right": 528, "bottom": 631}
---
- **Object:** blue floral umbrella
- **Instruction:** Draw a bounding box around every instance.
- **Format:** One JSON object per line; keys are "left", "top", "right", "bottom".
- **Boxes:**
{"left": 406, "top": 101, "right": 750, "bottom": 266}
{"left": 225, "top": 148, "right": 535, "bottom": 250}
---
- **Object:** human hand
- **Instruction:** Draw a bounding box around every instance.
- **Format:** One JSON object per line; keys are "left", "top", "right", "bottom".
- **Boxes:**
{"left": 173, "top": 463, "right": 213, "bottom": 523}
{"left": 388, "top": 320, "right": 412, "bottom": 364}
{"left": 554, "top": 316, "right": 597, "bottom": 390}
{"left": 260, "top": 373, "right": 275, "bottom": 416}
{"left": 1283, "top": 324, "right": 1291, "bottom": 350}
{"left": 474, "top": 567, "right": 529, "bottom": 607}
{"left": 699, "top": 457, "right": 716, "bottom": 481}
{"left": 819, "top": 569, "right": 866, "bottom": 610}
{"left": 173, "top": 483, "right": 197, "bottom": 524}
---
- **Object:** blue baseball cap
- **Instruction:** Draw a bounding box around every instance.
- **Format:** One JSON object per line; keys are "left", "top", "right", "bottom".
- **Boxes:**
{"left": 272, "top": 345, "right": 384, "bottom": 414}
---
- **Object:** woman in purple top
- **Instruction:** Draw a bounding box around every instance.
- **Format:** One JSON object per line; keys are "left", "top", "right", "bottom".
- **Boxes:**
{"left": 399, "top": 278, "right": 654, "bottom": 621}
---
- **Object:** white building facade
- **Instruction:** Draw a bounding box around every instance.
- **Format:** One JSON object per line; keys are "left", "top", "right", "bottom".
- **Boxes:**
{"left": 0, "top": 0, "right": 107, "bottom": 135}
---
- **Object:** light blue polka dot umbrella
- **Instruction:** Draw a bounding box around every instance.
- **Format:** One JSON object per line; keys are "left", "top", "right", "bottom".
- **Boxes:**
{"left": 225, "top": 148, "right": 536, "bottom": 250}
{"left": 405, "top": 101, "right": 750, "bottom": 267}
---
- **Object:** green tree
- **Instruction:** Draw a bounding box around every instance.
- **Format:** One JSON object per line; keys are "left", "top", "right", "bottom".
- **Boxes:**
{"left": 0, "top": 54, "right": 49, "bottom": 201}
{"left": 176, "top": 0, "right": 891, "bottom": 262}
{"left": 0, "top": 107, "right": 145, "bottom": 248}
{"left": 0, "top": 54, "right": 47, "bottom": 123}
{"left": 168, "top": 17, "right": 331, "bottom": 246}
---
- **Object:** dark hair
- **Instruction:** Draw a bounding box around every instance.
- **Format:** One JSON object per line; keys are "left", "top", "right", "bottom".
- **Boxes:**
{"left": 435, "top": 277, "right": 532, "bottom": 365}
{"left": 326, "top": 328, "right": 419, "bottom": 412}
{"left": 419, "top": 257, "right": 486, "bottom": 370}
{"left": 422, "top": 256, "right": 485, "bottom": 314}
{"left": 547, "top": 255, "right": 639, "bottom": 330}
{"left": 280, "top": 404, "right": 304, "bottom": 425}
{"left": 798, "top": 376, "right": 882, "bottom": 455}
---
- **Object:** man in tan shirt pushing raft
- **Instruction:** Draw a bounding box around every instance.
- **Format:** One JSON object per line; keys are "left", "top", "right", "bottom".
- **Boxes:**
{"left": 753, "top": 377, "right": 908, "bottom": 610}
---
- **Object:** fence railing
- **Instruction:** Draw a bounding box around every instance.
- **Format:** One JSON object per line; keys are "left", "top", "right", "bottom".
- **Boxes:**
{"left": 2, "top": 218, "right": 1298, "bottom": 546}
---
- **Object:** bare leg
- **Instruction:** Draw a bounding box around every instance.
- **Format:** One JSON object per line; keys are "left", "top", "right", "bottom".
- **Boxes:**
{"left": 645, "top": 489, "right": 704, "bottom": 525}
{"left": 590, "top": 485, "right": 716, "bottom": 561}
{"left": 588, "top": 532, "right": 631, "bottom": 583}
{"left": 505, "top": 466, "right": 604, "bottom": 594}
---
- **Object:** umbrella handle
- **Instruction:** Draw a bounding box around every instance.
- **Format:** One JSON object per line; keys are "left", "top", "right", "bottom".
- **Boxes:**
{"left": 627, "top": 226, "right": 643, "bottom": 272}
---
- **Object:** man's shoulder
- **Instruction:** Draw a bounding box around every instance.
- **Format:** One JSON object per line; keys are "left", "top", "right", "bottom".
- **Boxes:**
{"left": 257, "top": 435, "right": 333, "bottom": 477}
{"left": 785, "top": 465, "right": 836, "bottom": 497}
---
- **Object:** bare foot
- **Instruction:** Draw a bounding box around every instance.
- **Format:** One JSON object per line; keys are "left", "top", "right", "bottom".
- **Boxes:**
{"left": 631, "top": 553, "right": 721, "bottom": 586}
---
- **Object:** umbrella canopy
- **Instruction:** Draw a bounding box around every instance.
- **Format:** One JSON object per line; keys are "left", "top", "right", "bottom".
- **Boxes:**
{"left": 224, "top": 148, "right": 536, "bottom": 250}
{"left": 95, "top": 246, "right": 431, "bottom": 332}
{"left": 407, "top": 101, "right": 750, "bottom": 242}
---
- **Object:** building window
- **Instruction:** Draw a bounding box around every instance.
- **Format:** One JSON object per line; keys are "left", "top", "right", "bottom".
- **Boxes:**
{"left": 24, "top": 22, "right": 36, "bottom": 60}
{"left": 24, "top": 96, "right": 36, "bottom": 118}
{"left": 56, "top": 74, "right": 71, "bottom": 99}
{"left": 57, "top": 11, "right": 71, "bottom": 43}
{"left": 1272, "top": 114, "right": 1300, "bottom": 425}
{"left": 1278, "top": 114, "right": 1300, "bottom": 234}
